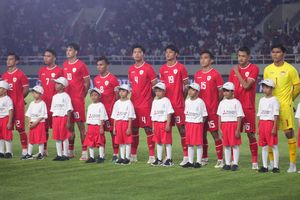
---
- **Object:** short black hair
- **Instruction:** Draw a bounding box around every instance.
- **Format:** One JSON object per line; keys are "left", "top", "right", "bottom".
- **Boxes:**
{"left": 164, "top": 44, "right": 179, "bottom": 54}
{"left": 271, "top": 44, "right": 286, "bottom": 53}
{"left": 200, "top": 50, "right": 215, "bottom": 59}
{"left": 44, "top": 49, "right": 57, "bottom": 57}
{"left": 67, "top": 43, "right": 80, "bottom": 52}
{"left": 132, "top": 44, "right": 146, "bottom": 54}
{"left": 96, "top": 56, "right": 110, "bottom": 65}
{"left": 7, "top": 52, "right": 20, "bottom": 61}
{"left": 238, "top": 46, "right": 251, "bottom": 55}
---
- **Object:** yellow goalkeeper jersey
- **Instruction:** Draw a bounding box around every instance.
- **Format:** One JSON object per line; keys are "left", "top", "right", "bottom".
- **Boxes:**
{"left": 264, "top": 61, "right": 300, "bottom": 105}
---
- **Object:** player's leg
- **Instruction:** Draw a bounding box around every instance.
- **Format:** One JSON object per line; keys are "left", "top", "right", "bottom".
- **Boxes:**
{"left": 15, "top": 112, "right": 28, "bottom": 156}
{"left": 144, "top": 126, "right": 155, "bottom": 163}
{"left": 223, "top": 146, "right": 231, "bottom": 170}
{"left": 176, "top": 124, "right": 188, "bottom": 165}
{"left": 247, "top": 132, "right": 258, "bottom": 169}
{"left": 131, "top": 127, "right": 139, "bottom": 162}
{"left": 232, "top": 145, "right": 240, "bottom": 171}
{"left": 68, "top": 121, "right": 76, "bottom": 158}
{"left": 210, "top": 130, "right": 224, "bottom": 168}
{"left": 195, "top": 145, "right": 203, "bottom": 168}
{"left": 202, "top": 131, "right": 209, "bottom": 165}
{"left": 77, "top": 121, "right": 88, "bottom": 161}
{"left": 285, "top": 129, "right": 297, "bottom": 173}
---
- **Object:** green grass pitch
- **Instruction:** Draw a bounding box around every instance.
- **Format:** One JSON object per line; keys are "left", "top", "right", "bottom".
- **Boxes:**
{"left": 1, "top": 94, "right": 300, "bottom": 200}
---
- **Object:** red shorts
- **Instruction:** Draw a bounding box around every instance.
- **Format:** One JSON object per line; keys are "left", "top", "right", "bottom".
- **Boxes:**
{"left": 29, "top": 122, "right": 46, "bottom": 144}
{"left": 0, "top": 117, "right": 13, "bottom": 141}
{"left": 14, "top": 106, "right": 25, "bottom": 131}
{"left": 84, "top": 125, "right": 105, "bottom": 147}
{"left": 221, "top": 122, "right": 241, "bottom": 146}
{"left": 132, "top": 107, "right": 152, "bottom": 128}
{"left": 241, "top": 108, "right": 256, "bottom": 133}
{"left": 70, "top": 98, "right": 86, "bottom": 122}
{"left": 52, "top": 116, "right": 70, "bottom": 141}
{"left": 115, "top": 120, "right": 132, "bottom": 144}
{"left": 152, "top": 122, "right": 172, "bottom": 144}
{"left": 204, "top": 113, "right": 219, "bottom": 132}
{"left": 172, "top": 107, "right": 185, "bottom": 126}
{"left": 258, "top": 120, "right": 278, "bottom": 147}
{"left": 185, "top": 122, "right": 204, "bottom": 145}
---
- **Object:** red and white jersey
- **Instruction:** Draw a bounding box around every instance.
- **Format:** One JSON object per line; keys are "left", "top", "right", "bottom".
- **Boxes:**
{"left": 38, "top": 65, "right": 63, "bottom": 106}
{"left": 296, "top": 103, "right": 300, "bottom": 119}
{"left": 159, "top": 61, "right": 188, "bottom": 108}
{"left": 0, "top": 95, "right": 13, "bottom": 118}
{"left": 217, "top": 98, "right": 244, "bottom": 122}
{"left": 150, "top": 97, "right": 174, "bottom": 122}
{"left": 50, "top": 92, "right": 73, "bottom": 117}
{"left": 94, "top": 72, "right": 119, "bottom": 114}
{"left": 2, "top": 68, "right": 29, "bottom": 108}
{"left": 229, "top": 63, "right": 259, "bottom": 109}
{"left": 185, "top": 97, "right": 208, "bottom": 123}
{"left": 128, "top": 62, "right": 157, "bottom": 108}
{"left": 111, "top": 99, "right": 136, "bottom": 121}
{"left": 86, "top": 102, "right": 108, "bottom": 125}
{"left": 194, "top": 68, "right": 223, "bottom": 115}
{"left": 63, "top": 59, "right": 90, "bottom": 99}
{"left": 257, "top": 96, "right": 279, "bottom": 121}
{"left": 25, "top": 100, "right": 48, "bottom": 122}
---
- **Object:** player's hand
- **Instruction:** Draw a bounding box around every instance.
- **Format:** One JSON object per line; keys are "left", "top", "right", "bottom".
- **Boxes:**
{"left": 235, "top": 130, "right": 241, "bottom": 139}
{"left": 100, "top": 126, "right": 104, "bottom": 135}
{"left": 126, "top": 128, "right": 132, "bottom": 135}
{"left": 113, "top": 128, "right": 116, "bottom": 135}
{"left": 165, "top": 125, "right": 171, "bottom": 132}
{"left": 233, "top": 65, "right": 239, "bottom": 73}
{"left": 7, "top": 122, "right": 12, "bottom": 130}
{"left": 271, "top": 127, "right": 277, "bottom": 136}
{"left": 67, "top": 121, "right": 72, "bottom": 132}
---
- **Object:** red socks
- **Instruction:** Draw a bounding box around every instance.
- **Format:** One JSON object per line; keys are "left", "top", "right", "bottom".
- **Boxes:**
{"left": 131, "top": 131, "right": 139, "bottom": 155}
{"left": 146, "top": 131, "right": 155, "bottom": 157}
{"left": 249, "top": 137, "right": 258, "bottom": 163}
{"left": 215, "top": 140, "right": 223, "bottom": 160}
{"left": 203, "top": 137, "right": 208, "bottom": 159}
{"left": 111, "top": 133, "right": 119, "bottom": 155}
{"left": 181, "top": 136, "right": 188, "bottom": 157}
{"left": 19, "top": 131, "right": 28, "bottom": 149}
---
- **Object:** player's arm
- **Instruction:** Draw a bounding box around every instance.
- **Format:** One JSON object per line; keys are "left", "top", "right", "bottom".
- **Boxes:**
{"left": 166, "top": 114, "right": 172, "bottom": 132}
{"left": 23, "top": 85, "right": 29, "bottom": 98}
{"left": 83, "top": 77, "right": 91, "bottom": 97}
{"left": 100, "top": 120, "right": 104, "bottom": 134}
{"left": 293, "top": 83, "right": 300, "bottom": 100}
{"left": 183, "top": 78, "right": 189, "bottom": 98}
{"left": 126, "top": 118, "right": 133, "bottom": 135}
{"left": 66, "top": 110, "right": 72, "bottom": 132}
{"left": 7, "top": 109, "right": 13, "bottom": 130}
{"left": 233, "top": 66, "right": 255, "bottom": 90}
{"left": 272, "top": 115, "right": 279, "bottom": 136}
{"left": 218, "top": 87, "right": 223, "bottom": 101}
{"left": 31, "top": 117, "right": 45, "bottom": 128}
{"left": 235, "top": 116, "right": 242, "bottom": 138}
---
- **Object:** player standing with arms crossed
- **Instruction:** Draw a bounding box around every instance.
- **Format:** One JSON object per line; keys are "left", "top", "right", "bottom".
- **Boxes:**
{"left": 2, "top": 52, "right": 29, "bottom": 158}
{"left": 264, "top": 44, "right": 300, "bottom": 173}
{"left": 63, "top": 43, "right": 90, "bottom": 160}
{"left": 228, "top": 47, "right": 259, "bottom": 170}
{"left": 159, "top": 44, "right": 189, "bottom": 166}
{"left": 94, "top": 56, "right": 120, "bottom": 161}
{"left": 128, "top": 45, "right": 157, "bottom": 163}
{"left": 38, "top": 49, "right": 63, "bottom": 156}
{"left": 194, "top": 50, "right": 224, "bottom": 168}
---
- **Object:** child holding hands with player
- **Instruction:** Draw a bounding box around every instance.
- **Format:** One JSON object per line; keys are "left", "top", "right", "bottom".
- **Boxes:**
{"left": 111, "top": 84, "right": 136, "bottom": 165}
{"left": 150, "top": 82, "right": 174, "bottom": 167}
{"left": 217, "top": 82, "right": 244, "bottom": 171}
{"left": 257, "top": 79, "right": 280, "bottom": 173}
{"left": 84, "top": 88, "right": 108, "bottom": 164}
{"left": 182, "top": 83, "right": 208, "bottom": 168}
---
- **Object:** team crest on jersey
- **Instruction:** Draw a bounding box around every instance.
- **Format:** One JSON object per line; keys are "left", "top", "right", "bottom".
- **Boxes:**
{"left": 51, "top": 73, "right": 56, "bottom": 78}
{"left": 72, "top": 68, "right": 77, "bottom": 73}
{"left": 173, "top": 69, "right": 178, "bottom": 74}
{"left": 207, "top": 76, "right": 211, "bottom": 81}
{"left": 245, "top": 72, "right": 249, "bottom": 77}
{"left": 280, "top": 71, "right": 286, "bottom": 76}
{"left": 13, "top": 77, "right": 17, "bottom": 82}
{"left": 105, "top": 81, "right": 109, "bottom": 86}
{"left": 139, "top": 70, "right": 144, "bottom": 75}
